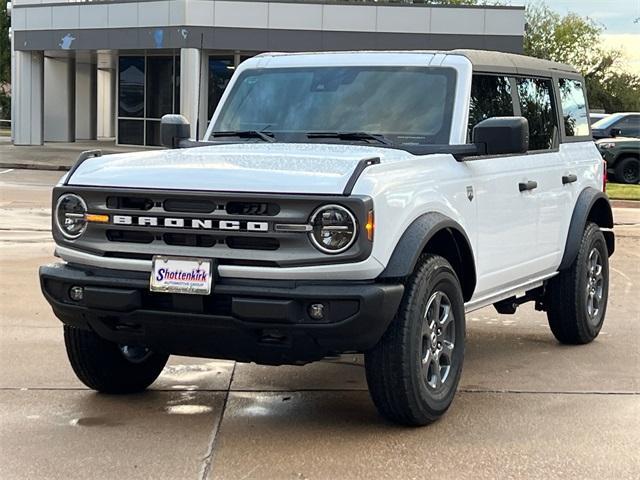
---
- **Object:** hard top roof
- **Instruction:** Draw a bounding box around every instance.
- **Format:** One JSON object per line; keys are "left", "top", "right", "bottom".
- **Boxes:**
{"left": 451, "top": 49, "right": 578, "bottom": 75}
{"left": 256, "top": 49, "right": 580, "bottom": 76}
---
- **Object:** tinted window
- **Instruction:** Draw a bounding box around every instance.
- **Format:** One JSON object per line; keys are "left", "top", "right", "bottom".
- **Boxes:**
{"left": 559, "top": 78, "right": 589, "bottom": 137}
{"left": 614, "top": 115, "right": 640, "bottom": 137}
{"left": 517, "top": 78, "right": 558, "bottom": 150}
{"left": 468, "top": 75, "right": 514, "bottom": 138}
{"left": 213, "top": 67, "right": 456, "bottom": 145}
{"left": 174, "top": 57, "right": 181, "bottom": 114}
{"left": 118, "top": 119, "right": 144, "bottom": 145}
{"left": 146, "top": 56, "right": 174, "bottom": 119}
{"left": 208, "top": 57, "right": 234, "bottom": 119}
{"left": 145, "top": 120, "right": 161, "bottom": 146}
{"left": 118, "top": 57, "right": 144, "bottom": 118}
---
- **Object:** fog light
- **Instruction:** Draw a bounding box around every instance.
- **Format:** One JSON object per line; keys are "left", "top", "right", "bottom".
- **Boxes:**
{"left": 69, "top": 286, "right": 84, "bottom": 301}
{"left": 308, "top": 303, "right": 325, "bottom": 321}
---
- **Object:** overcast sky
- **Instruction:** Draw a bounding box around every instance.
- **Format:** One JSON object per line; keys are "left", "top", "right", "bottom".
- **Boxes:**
{"left": 510, "top": 0, "right": 640, "bottom": 35}
{"left": 507, "top": 0, "right": 640, "bottom": 72}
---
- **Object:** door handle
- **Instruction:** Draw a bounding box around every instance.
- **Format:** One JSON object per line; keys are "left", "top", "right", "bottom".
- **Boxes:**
{"left": 518, "top": 180, "right": 538, "bottom": 192}
{"left": 562, "top": 174, "right": 578, "bottom": 184}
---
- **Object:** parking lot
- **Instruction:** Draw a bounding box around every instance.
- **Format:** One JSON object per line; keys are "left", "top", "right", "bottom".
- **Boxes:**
{"left": 1, "top": 169, "right": 638, "bottom": 480}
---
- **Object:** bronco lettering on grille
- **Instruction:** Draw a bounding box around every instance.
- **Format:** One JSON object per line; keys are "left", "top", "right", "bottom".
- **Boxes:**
{"left": 112, "top": 215, "right": 269, "bottom": 232}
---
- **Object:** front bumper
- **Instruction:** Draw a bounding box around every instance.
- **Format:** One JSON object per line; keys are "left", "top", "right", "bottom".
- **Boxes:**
{"left": 40, "top": 263, "right": 404, "bottom": 365}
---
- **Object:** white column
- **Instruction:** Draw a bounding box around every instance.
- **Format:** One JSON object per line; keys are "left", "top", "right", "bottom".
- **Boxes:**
{"left": 75, "top": 61, "right": 97, "bottom": 140}
{"left": 180, "top": 48, "right": 201, "bottom": 140}
{"left": 198, "top": 53, "right": 209, "bottom": 139}
{"left": 12, "top": 51, "right": 44, "bottom": 146}
{"left": 44, "top": 56, "right": 75, "bottom": 142}
{"left": 97, "top": 68, "right": 116, "bottom": 138}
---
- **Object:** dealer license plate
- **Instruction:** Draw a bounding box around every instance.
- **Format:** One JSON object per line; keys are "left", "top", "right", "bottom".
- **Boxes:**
{"left": 150, "top": 256, "right": 213, "bottom": 295}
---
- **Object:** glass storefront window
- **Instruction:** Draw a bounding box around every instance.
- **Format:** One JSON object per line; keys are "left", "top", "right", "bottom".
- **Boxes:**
{"left": 146, "top": 56, "right": 175, "bottom": 119}
{"left": 117, "top": 54, "right": 181, "bottom": 146}
{"left": 208, "top": 57, "right": 235, "bottom": 119}
{"left": 145, "top": 120, "right": 161, "bottom": 147}
{"left": 118, "top": 119, "right": 144, "bottom": 145}
{"left": 118, "top": 57, "right": 144, "bottom": 118}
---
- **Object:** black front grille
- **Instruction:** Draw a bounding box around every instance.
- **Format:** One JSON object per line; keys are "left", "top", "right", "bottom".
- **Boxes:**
{"left": 56, "top": 186, "right": 373, "bottom": 268}
{"left": 226, "top": 236, "right": 279, "bottom": 251}
{"left": 106, "top": 196, "right": 154, "bottom": 210}
{"left": 107, "top": 230, "right": 154, "bottom": 244}
{"left": 226, "top": 201, "right": 279, "bottom": 216}
{"left": 163, "top": 233, "right": 217, "bottom": 248}
{"left": 163, "top": 198, "right": 219, "bottom": 213}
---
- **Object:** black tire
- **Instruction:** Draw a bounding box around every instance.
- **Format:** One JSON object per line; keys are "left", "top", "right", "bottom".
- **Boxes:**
{"left": 64, "top": 326, "right": 169, "bottom": 393}
{"left": 614, "top": 156, "right": 640, "bottom": 184}
{"left": 546, "top": 222, "right": 609, "bottom": 344}
{"left": 365, "top": 254, "right": 465, "bottom": 426}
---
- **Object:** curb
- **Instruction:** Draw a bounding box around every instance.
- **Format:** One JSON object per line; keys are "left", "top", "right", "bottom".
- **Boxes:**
{"left": 0, "top": 163, "right": 70, "bottom": 172}
{"left": 611, "top": 200, "right": 639, "bottom": 209}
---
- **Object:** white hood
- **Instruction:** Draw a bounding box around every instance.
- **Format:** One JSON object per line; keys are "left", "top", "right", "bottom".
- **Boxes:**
{"left": 67, "top": 143, "right": 413, "bottom": 195}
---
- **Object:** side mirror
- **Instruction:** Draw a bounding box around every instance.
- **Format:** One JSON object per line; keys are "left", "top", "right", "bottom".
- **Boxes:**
{"left": 472, "top": 117, "right": 529, "bottom": 156}
{"left": 160, "top": 114, "right": 191, "bottom": 149}
{"left": 610, "top": 128, "right": 621, "bottom": 138}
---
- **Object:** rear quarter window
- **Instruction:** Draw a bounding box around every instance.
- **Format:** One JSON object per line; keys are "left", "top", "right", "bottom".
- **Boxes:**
{"left": 559, "top": 78, "right": 590, "bottom": 137}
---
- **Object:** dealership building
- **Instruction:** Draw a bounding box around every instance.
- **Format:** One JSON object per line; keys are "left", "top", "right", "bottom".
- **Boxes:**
{"left": 9, "top": 0, "right": 525, "bottom": 146}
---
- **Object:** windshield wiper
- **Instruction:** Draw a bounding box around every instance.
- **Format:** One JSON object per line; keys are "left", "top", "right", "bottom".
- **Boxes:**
{"left": 210, "top": 130, "right": 276, "bottom": 143}
{"left": 306, "top": 131, "right": 393, "bottom": 146}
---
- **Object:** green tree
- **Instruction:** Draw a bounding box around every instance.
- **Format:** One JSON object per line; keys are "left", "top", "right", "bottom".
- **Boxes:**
{"left": 524, "top": 3, "right": 640, "bottom": 112}
{"left": 0, "top": 0, "right": 10, "bottom": 120}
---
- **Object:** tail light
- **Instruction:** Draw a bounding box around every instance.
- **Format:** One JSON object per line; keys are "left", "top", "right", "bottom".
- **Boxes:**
{"left": 603, "top": 159, "right": 607, "bottom": 192}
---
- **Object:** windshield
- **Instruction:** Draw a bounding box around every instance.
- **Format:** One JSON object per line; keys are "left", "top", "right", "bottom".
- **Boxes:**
{"left": 210, "top": 66, "right": 456, "bottom": 145}
{"left": 592, "top": 113, "right": 624, "bottom": 129}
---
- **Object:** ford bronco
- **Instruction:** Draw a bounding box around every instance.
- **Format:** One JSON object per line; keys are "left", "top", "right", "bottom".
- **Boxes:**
{"left": 40, "top": 50, "right": 614, "bottom": 426}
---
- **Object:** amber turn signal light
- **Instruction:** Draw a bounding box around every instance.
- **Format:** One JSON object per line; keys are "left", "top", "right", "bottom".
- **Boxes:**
{"left": 84, "top": 213, "right": 109, "bottom": 223}
{"left": 365, "top": 210, "right": 374, "bottom": 241}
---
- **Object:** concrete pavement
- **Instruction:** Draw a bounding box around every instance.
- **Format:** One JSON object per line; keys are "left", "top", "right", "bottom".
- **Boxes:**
{"left": 1, "top": 170, "right": 638, "bottom": 479}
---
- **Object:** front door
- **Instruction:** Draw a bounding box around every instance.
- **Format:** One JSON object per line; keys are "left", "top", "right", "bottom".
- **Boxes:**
{"left": 468, "top": 157, "right": 540, "bottom": 297}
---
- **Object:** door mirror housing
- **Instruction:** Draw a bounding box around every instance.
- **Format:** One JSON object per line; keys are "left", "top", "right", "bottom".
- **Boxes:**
{"left": 160, "top": 114, "right": 191, "bottom": 149}
{"left": 610, "top": 128, "right": 621, "bottom": 138}
{"left": 472, "top": 117, "right": 529, "bottom": 156}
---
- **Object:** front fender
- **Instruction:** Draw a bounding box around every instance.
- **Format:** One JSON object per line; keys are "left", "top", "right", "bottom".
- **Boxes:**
{"left": 378, "top": 212, "right": 476, "bottom": 301}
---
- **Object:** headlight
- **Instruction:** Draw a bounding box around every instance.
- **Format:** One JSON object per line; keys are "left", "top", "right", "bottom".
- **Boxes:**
{"left": 55, "top": 194, "right": 88, "bottom": 239}
{"left": 309, "top": 205, "right": 357, "bottom": 254}
{"left": 598, "top": 142, "right": 615, "bottom": 150}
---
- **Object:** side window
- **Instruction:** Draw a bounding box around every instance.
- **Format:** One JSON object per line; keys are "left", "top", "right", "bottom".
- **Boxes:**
{"left": 468, "top": 75, "right": 514, "bottom": 139}
{"left": 614, "top": 116, "right": 640, "bottom": 137}
{"left": 559, "top": 78, "right": 590, "bottom": 137}
{"left": 517, "top": 78, "right": 558, "bottom": 150}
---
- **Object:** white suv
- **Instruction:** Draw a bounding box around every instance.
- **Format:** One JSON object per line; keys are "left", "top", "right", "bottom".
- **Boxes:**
{"left": 40, "top": 50, "right": 614, "bottom": 426}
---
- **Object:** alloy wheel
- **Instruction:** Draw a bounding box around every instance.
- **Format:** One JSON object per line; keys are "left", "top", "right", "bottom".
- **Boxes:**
{"left": 623, "top": 163, "right": 639, "bottom": 183}
{"left": 585, "top": 248, "right": 604, "bottom": 325}
{"left": 421, "top": 291, "right": 456, "bottom": 390}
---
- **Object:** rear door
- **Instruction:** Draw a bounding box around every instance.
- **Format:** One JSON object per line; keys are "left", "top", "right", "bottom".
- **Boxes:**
{"left": 513, "top": 76, "right": 568, "bottom": 275}
{"left": 553, "top": 77, "right": 595, "bottom": 263}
